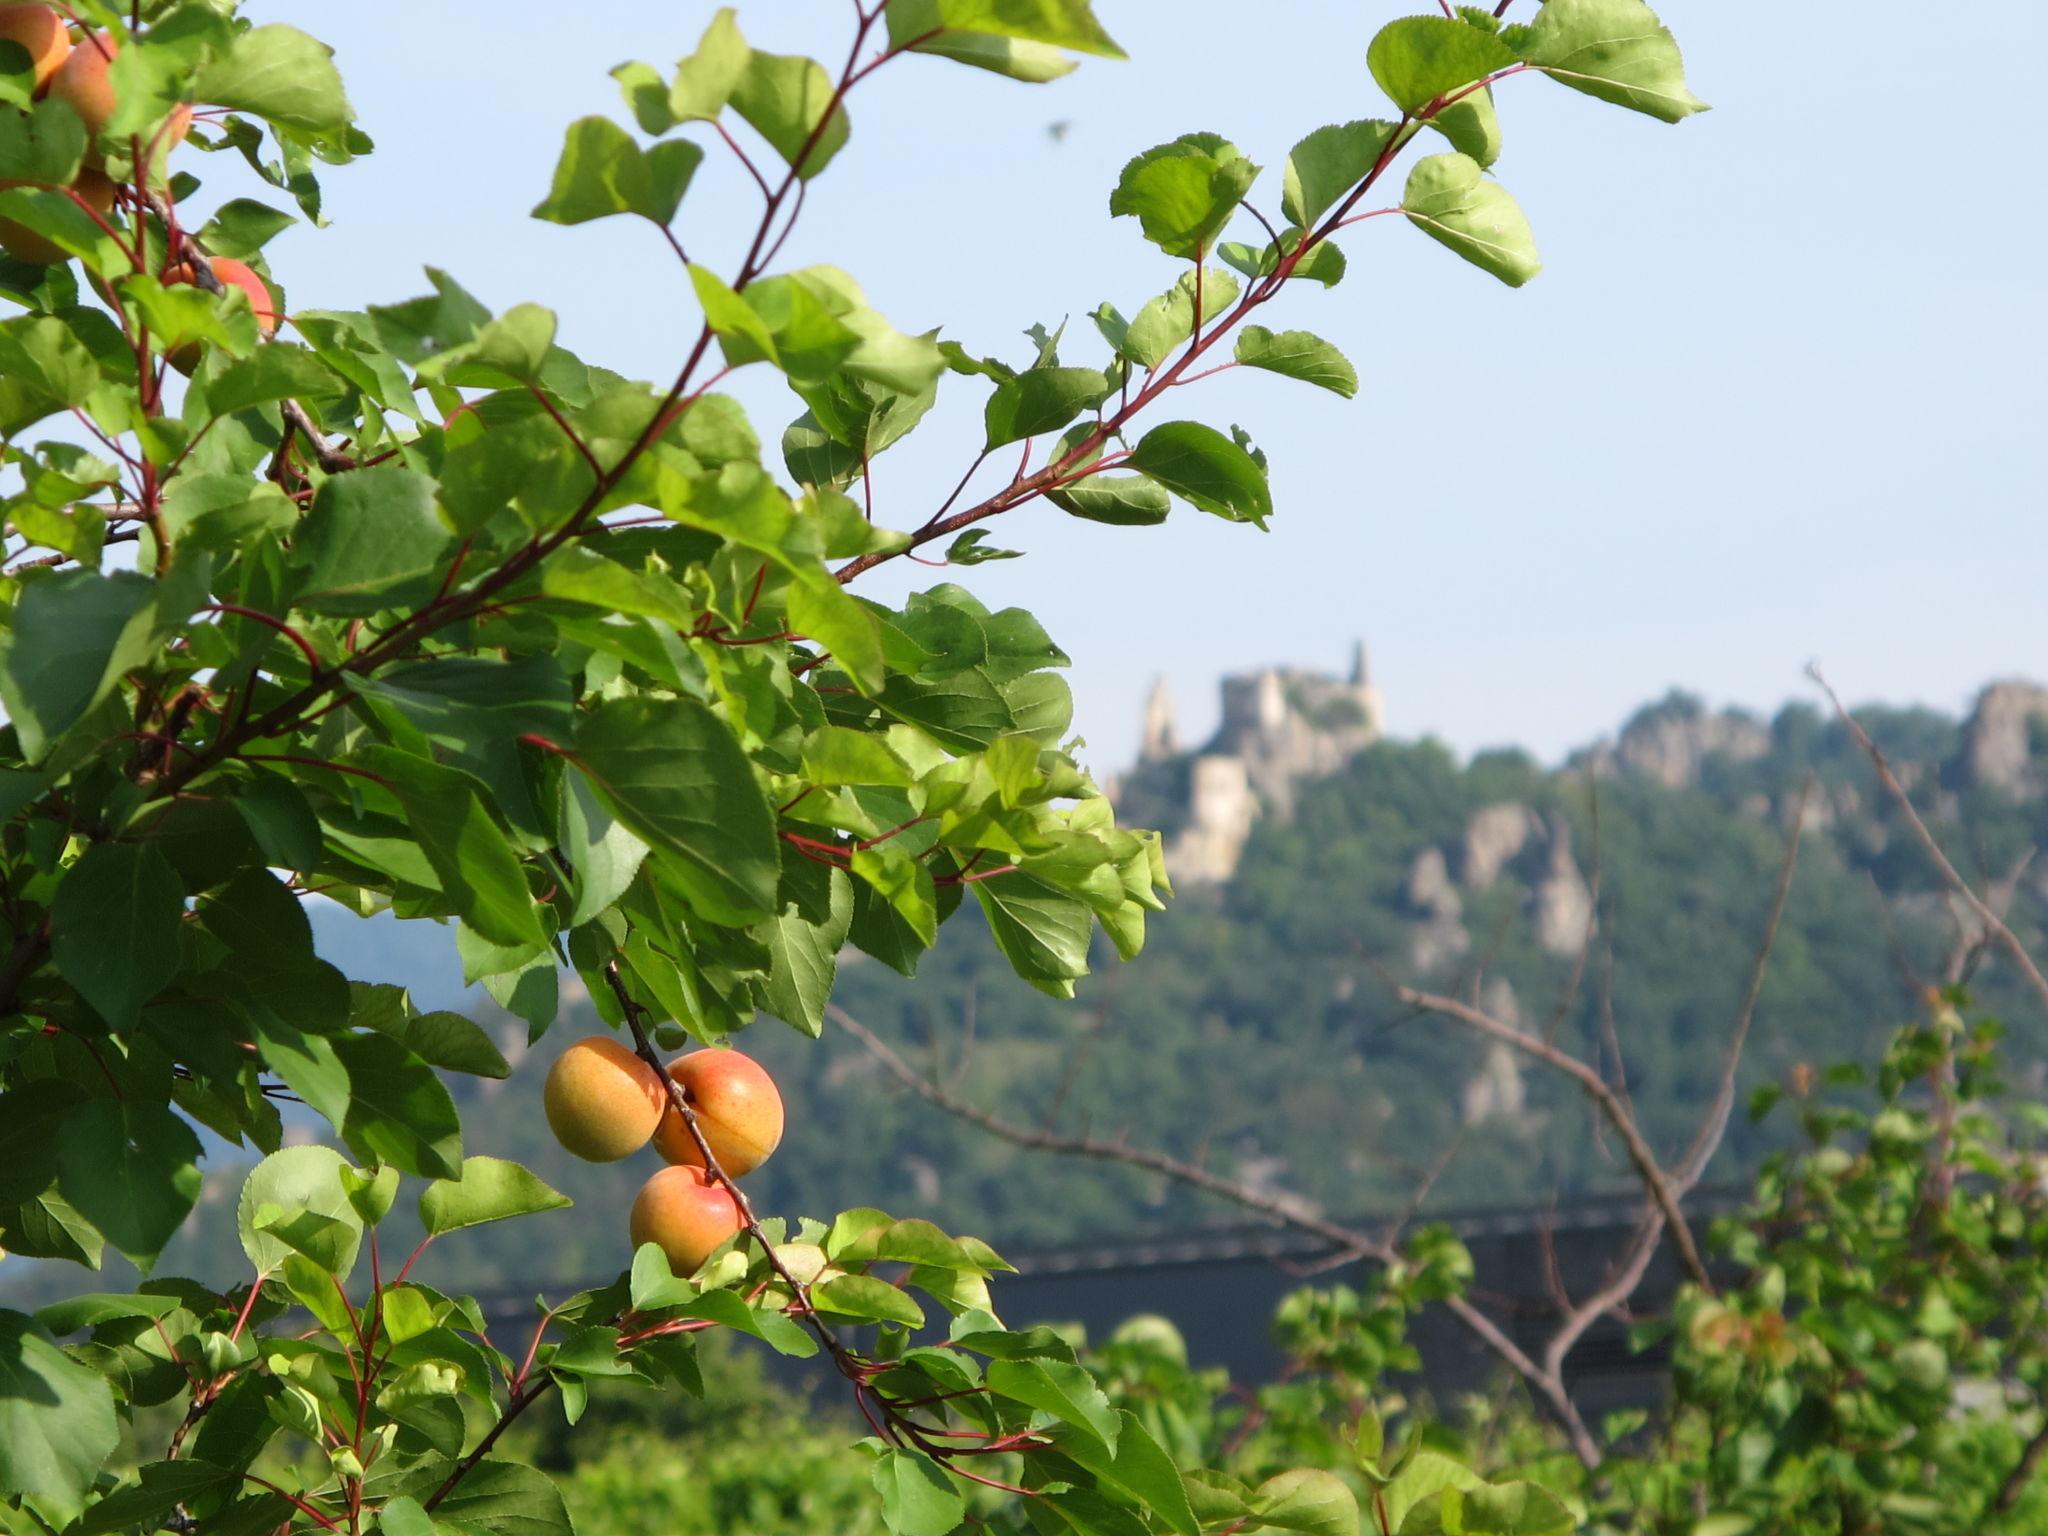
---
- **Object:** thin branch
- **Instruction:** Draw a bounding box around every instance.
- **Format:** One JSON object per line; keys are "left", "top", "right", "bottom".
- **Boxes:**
{"left": 1811, "top": 666, "right": 2048, "bottom": 1019}
{"left": 280, "top": 401, "right": 356, "bottom": 473}
{"left": 1675, "top": 778, "right": 1810, "bottom": 1187}
{"left": 1391, "top": 980, "right": 1714, "bottom": 1291}
{"left": 827, "top": 1001, "right": 1604, "bottom": 1466}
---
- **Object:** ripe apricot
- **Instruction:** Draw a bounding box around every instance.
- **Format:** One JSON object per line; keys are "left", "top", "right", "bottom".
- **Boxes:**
{"left": 629, "top": 1165, "right": 744, "bottom": 1275}
{"left": 166, "top": 255, "right": 280, "bottom": 333}
{"left": 47, "top": 31, "right": 115, "bottom": 135}
{"left": 542, "top": 1036, "right": 668, "bottom": 1162}
{"left": 48, "top": 34, "right": 191, "bottom": 152}
{"left": 0, "top": 166, "right": 113, "bottom": 265}
{"left": 0, "top": 4, "right": 69, "bottom": 93}
{"left": 651, "top": 1048, "right": 785, "bottom": 1176}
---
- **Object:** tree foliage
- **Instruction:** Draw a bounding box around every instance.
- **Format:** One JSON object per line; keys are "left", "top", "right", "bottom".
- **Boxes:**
{"left": 0, "top": 2, "right": 1706, "bottom": 1533}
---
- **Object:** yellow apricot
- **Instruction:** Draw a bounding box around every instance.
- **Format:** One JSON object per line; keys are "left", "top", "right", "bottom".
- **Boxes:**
{"left": 542, "top": 1035, "right": 668, "bottom": 1162}
{"left": 629, "top": 1165, "right": 744, "bottom": 1275}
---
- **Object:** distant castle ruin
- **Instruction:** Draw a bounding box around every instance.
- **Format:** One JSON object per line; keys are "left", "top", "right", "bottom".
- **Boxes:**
{"left": 1113, "top": 643, "right": 1386, "bottom": 884}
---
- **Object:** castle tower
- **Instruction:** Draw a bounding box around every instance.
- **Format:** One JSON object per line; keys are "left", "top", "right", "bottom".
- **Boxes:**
{"left": 1350, "top": 639, "right": 1386, "bottom": 741}
{"left": 1139, "top": 677, "right": 1178, "bottom": 763}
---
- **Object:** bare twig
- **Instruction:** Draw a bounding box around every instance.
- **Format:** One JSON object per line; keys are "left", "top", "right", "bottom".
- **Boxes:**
{"left": 1812, "top": 666, "right": 2048, "bottom": 1019}
{"left": 279, "top": 400, "right": 356, "bottom": 473}
{"left": 827, "top": 1001, "right": 1605, "bottom": 1466}
{"left": 1391, "top": 982, "right": 1713, "bottom": 1292}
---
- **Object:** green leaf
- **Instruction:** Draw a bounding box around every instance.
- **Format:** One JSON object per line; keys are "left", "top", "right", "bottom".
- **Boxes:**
{"left": 51, "top": 841, "right": 184, "bottom": 1031}
{"left": 0, "top": 569, "right": 157, "bottom": 763}
{"left": 886, "top": 0, "right": 1124, "bottom": 59}
{"left": 1366, "top": 16, "right": 1518, "bottom": 114}
{"left": 1048, "top": 472, "right": 1169, "bottom": 526}
{"left": 0, "top": 98, "right": 85, "bottom": 184}
{"left": 399, "top": 1461, "right": 572, "bottom": 1536}
{"left": 1111, "top": 266, "right": 1239, "bottom": 370}
{"left": 333, "top": 1033, "right": 463, "bottom": 1180}
{"left": 1109, "top": 133, "right": 1259, "bottom": 258}
{"left": 71, "top": 1460, "right": 238, "bottom": 1536}
{"left": 419, "top": 1157, "right": 571, "bottom": 1237}
{"left": 670, "top": 10, "right": 749, "bottom": 121}
{"left": 813, "top": 1273, "right": 925, "bottom": 1328}
{"left": 758, "top": 865, "right": 853, "bottom": 1037}
{"left": 1282, "top": 120, "right": 1399, "bottom": 228}
{"left": 945, "top": 529, "right": 1022, "bottom": 565}
{"left": 390, "top": 1010, "right": 512, "bottom": 1079}
{"left": 575, "top": 696, "right": 780, "bottom": 925}
{"left": 339, "top": 1164, "right": 401, "bottom": 1226}
{"left": 1125, "top": 420, "right": 1272, "bottom": 527}
{"left": 801, "top": 726, "right": 913, "bottom": 788}
{"left": 1397, "top": 1480, "right": 1574, "bottom": 1536}
{"left": 560, "top": 767, "right": 651, "bottom": 927}
{"left": 202, "top": 343, "right": 345, "bottom": 417}
{"left": 357, "top": 748, "right": 543, "bottom": 947}
{"left": 1233, "top": 326, "right": 1358, "bottom": 397}
{"left": 56, "top": 1101, "right": 202, "bottom": 1271}
{"left": 532, "top": 117, "right": 702, "bottom": 227}
{"left": 871, "top": 1449, "right": 964, "bottom": 1536}
{"left": 1253, "top": 1468, "right": 1361, "bottom": 1536}
{"left": 1429, "top": 83, "right": 1502, "bottom": 168}
{"left": 731, "top": 45, "right": 850, "bottom": 181}
{"left": 1219, "top": 229, "right": 1347, "bottom": 287}
{"left": 1380, "top": 1453, "right": 1486, "bottom": 1533}
{"left": 238, "top": 1146, "right": 364, "bottom": 1277}
{"left": 884, "top": 24, "right": 1076, "bottom": 83}
{"left": 0, "top": 316, "right": 98, "bottom": 407}
{"left": 1053, "top": 1411, "right": 1199, "bottom": 1536}
{"left": 30, "top": 1293, "right": 181, "bottom": 1335}
{"left": 983, "top": 366, "right": 1105, "bottom": 449}
{"left": 0, "top": 1310, "right": 119, "bottom": 1503}
{"left": 628, "top": 1242, "right": 697, "bottom": 1311}
{"left": 1517, "top": 0, "right": 1708, "bottom": 122}
{"left": 986, "top": 1357, "right": 1119, "bottom": 1449}
{"left": 292, "top": 466, "right": 453, "bottom": 616}
{"left": 193, "top": 25, "right": 354, "bottom": 134}
{"left": 1401, "top": 153, "right": 1540, "bottom": 287}
{"left": 194, "top": 198, "right": 297, "bottom": 259}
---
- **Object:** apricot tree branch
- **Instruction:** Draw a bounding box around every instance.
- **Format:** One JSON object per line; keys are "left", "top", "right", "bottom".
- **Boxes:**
{"left": 825, "top": 1000, "right": 1604, "bottom": 1467}
{"left": 1811, "top": 666, "right": 2048, "bottom": 1019}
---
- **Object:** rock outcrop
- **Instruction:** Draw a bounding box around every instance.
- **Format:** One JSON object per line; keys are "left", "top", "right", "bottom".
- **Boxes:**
{"left": 1533, "top": 816, "right": 1596, "bottom": 957}
{"left": 1462, "top": 802, "right": 1540, "bottom": 889}
{"left": 1614, "top": 693, "right": 1770, "bottom": 790}
{"left": 1960, "top": 681, "right": 2048, "bottom": 797}
{"left": 1404, "top": 847, "right": 1470, "bottom": 972}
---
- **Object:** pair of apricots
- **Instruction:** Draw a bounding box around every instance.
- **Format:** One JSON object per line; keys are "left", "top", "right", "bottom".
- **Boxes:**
{"left": 544, "top": 1038, "right": 786, "bottom": 1276}
{"left": 0, "top": 4, "right": 277, "bottom": 351}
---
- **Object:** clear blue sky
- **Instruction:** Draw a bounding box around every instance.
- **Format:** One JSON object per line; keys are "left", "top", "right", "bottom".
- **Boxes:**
{"left": 254, "top": 2, "right": 2045, "bottom": 770}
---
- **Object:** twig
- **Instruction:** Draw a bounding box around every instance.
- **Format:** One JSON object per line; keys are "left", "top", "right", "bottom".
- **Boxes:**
{"left": 280, "top": 401, "right": 356, "bottom": 473}
{"left": 1812, "top": 666, "right": 2048, "bottom": 1020}
{"left": 827, "top": 1001, "right": 1604, "bottom": 1466}
{"left": 1391, "top": 981, "right": 1714, "bottom": 1292}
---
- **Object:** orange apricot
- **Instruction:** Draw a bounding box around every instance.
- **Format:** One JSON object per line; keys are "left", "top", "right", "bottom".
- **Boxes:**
{"left": 0, "top": 4, "right": 69, "bottom": 93}
{"left": 628, "top": 1165, "right": 744, "bottom": 1275}
{"left": 650, "top": 1048, "right": 785, "bottom": 1177}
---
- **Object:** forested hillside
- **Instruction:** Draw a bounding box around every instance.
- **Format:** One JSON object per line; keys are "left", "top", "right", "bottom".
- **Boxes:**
{"left": 10, "top": 684, "right": 2046, "bottom": 1303}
